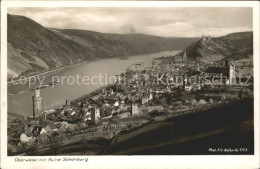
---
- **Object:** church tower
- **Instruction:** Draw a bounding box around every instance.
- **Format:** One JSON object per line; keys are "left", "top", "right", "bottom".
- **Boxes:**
{"left": 229, "top": 63, "right": 236, "bottom": 85}
{"left": 32, "top": 89, "right": 42, "bottom": 119}
{"left": 223, "top": 60, "right": 236, "bottom": 85}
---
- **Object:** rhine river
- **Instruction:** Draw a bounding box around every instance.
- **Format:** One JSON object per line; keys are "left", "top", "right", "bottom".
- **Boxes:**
{"left": 8, "top": 50, "right": 179, "bottom": 117}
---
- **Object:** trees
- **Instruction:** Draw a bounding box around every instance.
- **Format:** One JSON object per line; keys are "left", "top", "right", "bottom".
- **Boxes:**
{"left": 209, "top": 98, "right": 214, "bottom": 104}
{"left": 199, "top": 99, "right": 206, "bottom": 105}
{"left": 150, "top": 110, "right": 164, "bottom": 117}
{"left": 25, "top": 139, "right": 38, "bottom": 155}
{"left": 191, "top": 99, "right": 198, "bottom": 106}
{"left": 37, "top": 134, "right": 49, "bottom": 144}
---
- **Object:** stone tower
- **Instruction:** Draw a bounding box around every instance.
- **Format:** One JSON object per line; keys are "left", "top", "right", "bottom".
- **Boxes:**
{"left": 32, "top": 89, "right": 42, "bottom": 119}
{"left": 91, "top": 108, "right": 100, "bottom": 124}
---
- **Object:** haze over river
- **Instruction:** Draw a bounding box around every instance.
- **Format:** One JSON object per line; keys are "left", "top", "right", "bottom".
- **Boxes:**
{"left": 8, "top": 50, "right": 179, "bottom": 117}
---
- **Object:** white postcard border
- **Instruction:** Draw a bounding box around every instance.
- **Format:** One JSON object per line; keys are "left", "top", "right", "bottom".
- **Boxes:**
{"left": 1, "top": 1, "right": 259, "bottom": 169}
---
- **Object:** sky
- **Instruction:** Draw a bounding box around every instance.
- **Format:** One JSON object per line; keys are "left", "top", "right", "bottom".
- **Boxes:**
{"left": 8, "top": 7, "right": 253, "bottom": 37}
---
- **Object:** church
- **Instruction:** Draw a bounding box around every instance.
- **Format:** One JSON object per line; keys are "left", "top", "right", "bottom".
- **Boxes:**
{"left": 205, "top": 60, "right": 236, "bottom": 85}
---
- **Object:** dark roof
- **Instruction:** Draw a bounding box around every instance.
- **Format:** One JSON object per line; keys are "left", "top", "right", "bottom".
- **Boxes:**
{"left": 47, "top": 123, "right": 57, "bottom": 130}
{"left": 191, "top": 71, "right": 202, "bottom": 76}
{"left": 32, "top": 126, "right": 43, "bottom": 136}
{"left": 206, "top": 67, "right": 229, "bottom": 76}
{"left": 206, "top": 67, "right": 224, "bottom": 74}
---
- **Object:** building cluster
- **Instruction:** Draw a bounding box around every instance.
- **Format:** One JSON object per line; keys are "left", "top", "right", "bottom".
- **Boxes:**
{"left": 24, "top": 49, "right": 243, "bottom": 146}
{"left": 31, "top": 51, "right": 238, "bottom": 123}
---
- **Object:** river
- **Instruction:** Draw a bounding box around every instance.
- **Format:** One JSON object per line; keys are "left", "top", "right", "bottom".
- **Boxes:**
{"left": 8, "top": 50, "right": 180, "bottom": 117}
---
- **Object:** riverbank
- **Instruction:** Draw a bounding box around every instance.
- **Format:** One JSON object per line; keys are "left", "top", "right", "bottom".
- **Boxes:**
{"left": 72, "top": 61, "right": 150, "bottom": 103}
{"left": 7, "top": 58, "right": 101, "bottom": 86}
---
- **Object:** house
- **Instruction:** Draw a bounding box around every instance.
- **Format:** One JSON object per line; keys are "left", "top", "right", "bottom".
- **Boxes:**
{"left": 110, "top": 89, "right": 114, "bottom": 95}
{"left": 118, "top": 112, "right": 131, "bottom": 118}
{"left": 185, "top": 85, "right": 192, "bottom": 92}
{"left": 149, "top": 93, "right": 153, "bottom": 100}
{"left": 193, "top": 85, "right": 201, "bottom": 91}
{"left": 147, "top": 106, "right": 164, "bottom": 113}
{"left": 205, "top": 67, "right": 225, "bottom": 77}
{"left": 119, "top": 103, "right": 128, "bottom": 112}
{"left": 199, "top": 99, "right": 206, "bottom": 105}
{"left": 141, "top": 94, "right": 149, "bottom": 104}
{"left": 114, "top": 101, "right": 120, "bottom": 107}
{"left": 81, "top": 112, "right": 91, "bottom": 122}
{"left": 58, "top": 121, "right": 69, "bottom": 131}
{"left": 71, "top": 111, "right": 76, "bottom": 116}
{"left": 131, "top": 103, "right": 139, "bottom": 116}
{"left": 24, "top": 124, "right": 33, "bottom": 137}
{"left": 44, "top": 123, "right": 57, "bottom": 133}
{"left": 32, "top": 126, "right": 45, "bottom": 137}
{"left": 20, "top": 133, "right": 33, "bottom": 144}
{"left": 40, "top": 128, "right": 47, "bottom": 135}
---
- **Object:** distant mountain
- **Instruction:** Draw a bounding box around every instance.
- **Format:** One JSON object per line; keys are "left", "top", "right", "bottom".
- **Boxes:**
{"left": 178, "top": 32, "right": 253, "bottom": 62}
{"left": 7, "top": 14, "right": 199, "bottom": 78}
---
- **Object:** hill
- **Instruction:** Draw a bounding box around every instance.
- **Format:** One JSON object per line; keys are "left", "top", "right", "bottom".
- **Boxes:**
{"left": 178, "top": 32, "right": 253, "bottom": 62}
{"left": 7, "top": 14, "right": 199, "bottom": 78}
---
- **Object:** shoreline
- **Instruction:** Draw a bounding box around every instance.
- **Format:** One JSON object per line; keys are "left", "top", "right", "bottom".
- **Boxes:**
{"left": 7, "top": 58, "right": 101, "bottom": 86}
{"left": 7, "top": 50, "right": 174, "bottom": 86}
{"left": 7, "top": 50, "right": 179, "bottom": 87}
{"left": 72, "top": 60, "right": 150, "bottom": 103}
{"left": 8, "top": 56, "right": 155, "bottom": 117}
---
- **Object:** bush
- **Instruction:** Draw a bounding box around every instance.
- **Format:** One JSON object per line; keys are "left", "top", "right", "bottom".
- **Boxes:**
{"left": 176, "top": 101, "right": 182, "bottom": 106}
{"left": 209, "top": 99, "right": 214, "bottom": 104}
{"left": 199, "top": 99, "right": 206, "bottom": 105}
{"left": 25, "top": 139, "right": 39, "bottom": 155}
{"left": 37, "top": 134, "right": 49, "bottom": 144}
{"left": 191, "top": 99, "right": 198, "bottom": 106}
{"left": 150, "top": 110, "right": 164, "bottom": 117}
{"left": 142, "top": 108, "right": 148, "bottom": 114}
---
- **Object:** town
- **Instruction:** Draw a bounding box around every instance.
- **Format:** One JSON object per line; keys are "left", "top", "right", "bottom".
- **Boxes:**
{"left": 7, "top": 36, "right": 254, "bottom": 155}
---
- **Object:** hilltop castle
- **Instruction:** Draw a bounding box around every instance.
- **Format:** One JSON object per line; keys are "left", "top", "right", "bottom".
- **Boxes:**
{"left": 202, "top": 35, "right": 211, "bottom": 42}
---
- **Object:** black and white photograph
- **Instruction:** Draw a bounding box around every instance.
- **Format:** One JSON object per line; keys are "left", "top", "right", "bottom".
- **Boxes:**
{"left": 1, "top": 1, "right": 259, "bottom": 169}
